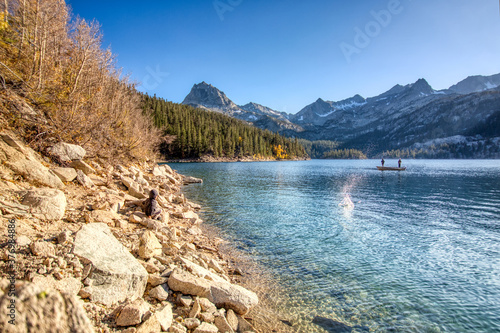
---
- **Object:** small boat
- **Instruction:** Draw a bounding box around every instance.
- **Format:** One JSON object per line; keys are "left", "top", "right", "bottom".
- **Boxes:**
{"left": 377, "top": 166, "right": 406, "bottom": 171}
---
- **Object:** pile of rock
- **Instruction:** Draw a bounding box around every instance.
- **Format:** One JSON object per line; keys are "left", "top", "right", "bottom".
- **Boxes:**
{"left": 0, "top": 132, "right": 260, "bottom": 333}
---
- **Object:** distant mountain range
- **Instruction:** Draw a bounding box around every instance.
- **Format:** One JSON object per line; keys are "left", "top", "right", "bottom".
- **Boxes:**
{"left": 182, "top": 73, "right": 500, "bottom": 158}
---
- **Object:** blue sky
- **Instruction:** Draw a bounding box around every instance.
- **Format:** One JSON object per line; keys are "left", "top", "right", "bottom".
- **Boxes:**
{"left": 66, "top": 0, "right": 500, "bottom": 114}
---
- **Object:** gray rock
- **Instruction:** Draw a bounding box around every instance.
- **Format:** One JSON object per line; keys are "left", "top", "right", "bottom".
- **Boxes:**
{"left": 209, "top": 282, "right": 259, "bottom": 315}
{"left": 12, "top": 159, "right": 65, "bottom": 188}
{"left": 138, "top": 230, "right": 162, "bottom": 259}
{"left": 1, "top": 132, "right": 33, "bottom": 156}
{"left": 51, "top": 167, "right": 78, "bottom": 182}
{"left": 200, "top": 312, "right": 215, "bottom": 323}
{"left": 160, "top": 164, "right": 174, "bottom": 175}
{"left": 136, "top": 312, "right": 161, "bottom": 333}
{"left": 179, "top": 294, "right": 193, "bottom": 307}
{"left": 116, "top": 298, "right": 149, "bottom": 326}
{"left": 214, "top": 315, "right": 235, "bottom": 333}
{"left": 136, "top": 176, "right": 149, "bottom": 187}
{"left": 185, "top": 318, "right": 201, "bottom": 330}
{"left": 0, "top": 282, "right": 93, "bottom": 332}
{"left": 152, "top": 166, "right": 165, "bottom": 177}
{"left": 22, "top": 188, "right": 67, "bottom": 220}
{"left": 30, "top": 241, "right": 56, "bottom": 256}
{"left": 121, "top": 175, "right": 135, "bottom": 189}
{"left": 149, "top": 283, "right": 169, "bottom": 301}
{"left": 193, "top": 322, "right": 219, "bottom": 333}
{"left": 226, "top": 309, "right": 239, "bottom": 331}
{"left": 148, "top": 274, "right": 168, "bottom": 287}
{"left": 183, "top": 176, "right": 203, "bottom": 184}
{"left": 170, "top": 322, "right": 188, "bottom": 333}
{"left": 48, "top": 142, "right": 86, "bottom": 161}
{"left": 156, "top": 302, "right": 173, "bottom": 331}
{"left": 115, "top": 164, "right": 128, "bottom": 174}
{"left": 76, "top": 169, "right": 94, "bottom": 188}
{"left": 16, "top": 235, "right": 31, "bottom": 247}
{"left": 198, "top": 297, "right": 217, "bottom": 314}
{"left": 189, "top": 298, "right": 201, "bottom": 318}
{"left": 129, "top": 213, "right": 143, "bottom": 223}
{"left": 1, "top": 138, "right": 64, "bottom": 189}
{"left": 167, "top": 269, "right": 211, "bottom": 298}
{"left": 129, "top": 182, "right": 146, "bottom": 199}
{"left": 70, "top": 159, "right": 95, "bottom": 175}
{"left": 73, "top": 223, "right": 148, "bottom": 305}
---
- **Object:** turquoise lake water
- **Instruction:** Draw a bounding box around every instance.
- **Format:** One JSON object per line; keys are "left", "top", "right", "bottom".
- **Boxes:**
{"left": 170, "top": 160, "right": 500, "bottom": 333}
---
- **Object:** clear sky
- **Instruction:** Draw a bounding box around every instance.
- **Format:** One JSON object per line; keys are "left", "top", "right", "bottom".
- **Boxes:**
{"left": 66, "top": 0, "right": 500, "bottom": 114}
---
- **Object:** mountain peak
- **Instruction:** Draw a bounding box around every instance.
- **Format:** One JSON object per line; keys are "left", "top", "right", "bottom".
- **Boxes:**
{"left": 409, "top": 78, "right": 434, "bottom": 95}
{"left": 182, "top": 82, "right": 238, "bottom": 110}
{"left": 448, "top": 73, "right": 500, "bottom": 94}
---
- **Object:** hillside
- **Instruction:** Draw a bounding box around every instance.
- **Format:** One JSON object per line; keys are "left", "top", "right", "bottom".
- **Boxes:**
{"left": 0, "top": 1, "right": 293, "bottom": 332}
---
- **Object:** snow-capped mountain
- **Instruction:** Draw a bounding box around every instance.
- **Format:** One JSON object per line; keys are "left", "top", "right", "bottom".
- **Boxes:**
{"left": 182, "top": 74, "right": 500, "bottom": 155}
{"left": 448, "top": 73, "right": 500, "bottom": 94}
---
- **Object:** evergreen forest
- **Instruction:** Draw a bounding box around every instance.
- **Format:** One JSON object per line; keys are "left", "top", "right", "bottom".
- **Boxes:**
{"left": 142, "top": 94, "right": 308, "bottom": 160}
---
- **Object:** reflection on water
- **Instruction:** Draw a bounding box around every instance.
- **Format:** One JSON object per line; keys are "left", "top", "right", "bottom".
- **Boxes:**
{"left": 172, "top": 160, "right": 500, "bottom": 333}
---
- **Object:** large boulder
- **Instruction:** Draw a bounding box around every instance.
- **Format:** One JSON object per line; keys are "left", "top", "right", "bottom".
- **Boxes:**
{"left": 179, "top": 257, "right": 226, "bottom": 283}
{"left": 48, "top": 142, "right": 86, "bottom": 161}
{"left": 0, "top": 282, "right": 93, "bottom": 333}
{"left": 0, "top": 139, "right": 64, "bottom": 189}
{"left": 22, "top": 188, "right": 67, "bottom": 220}
{"left": 73, "top": 223, "right": 148, "bottom": 306}
{"left": 51, "top": 167, "right": 78, "bottom": 182}
{"left": 209, "top": 282, "right": 259, "bottom": 315}
{"left": 9, "top": 159, "right": 65, "bottom": 189}
{"left": 0, "top": 135, "right": 65, "bottom": 189}
{"left": 70, "top": 160, "right": 95, "bottom": 175}
{"left": 167, "top": 269, "right": 211, "bottom": 298}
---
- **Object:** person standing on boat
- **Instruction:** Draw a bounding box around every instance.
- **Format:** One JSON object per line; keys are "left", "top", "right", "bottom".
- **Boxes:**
{"left": 381, "top": 157, "right": 385, "bottom": 166}
{"left": 398, "top": 158, "right": 402, "bottom": 168}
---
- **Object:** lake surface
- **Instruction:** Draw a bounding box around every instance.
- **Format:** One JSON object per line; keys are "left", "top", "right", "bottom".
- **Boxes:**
{"left": 170, "top": 160, "right": 500, "bottom": 333}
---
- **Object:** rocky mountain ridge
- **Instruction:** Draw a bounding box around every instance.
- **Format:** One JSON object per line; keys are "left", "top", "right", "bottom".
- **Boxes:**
{"left": 182, "top": 73, "right": 500, "bottom": 157}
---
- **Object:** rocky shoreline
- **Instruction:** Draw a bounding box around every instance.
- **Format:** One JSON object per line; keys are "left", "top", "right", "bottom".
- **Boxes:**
{"left": 162, "top": 156, "right": 310, "bottom": 163}
{"left": 0, "top": 132, "right": 292, "bottom": 332}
